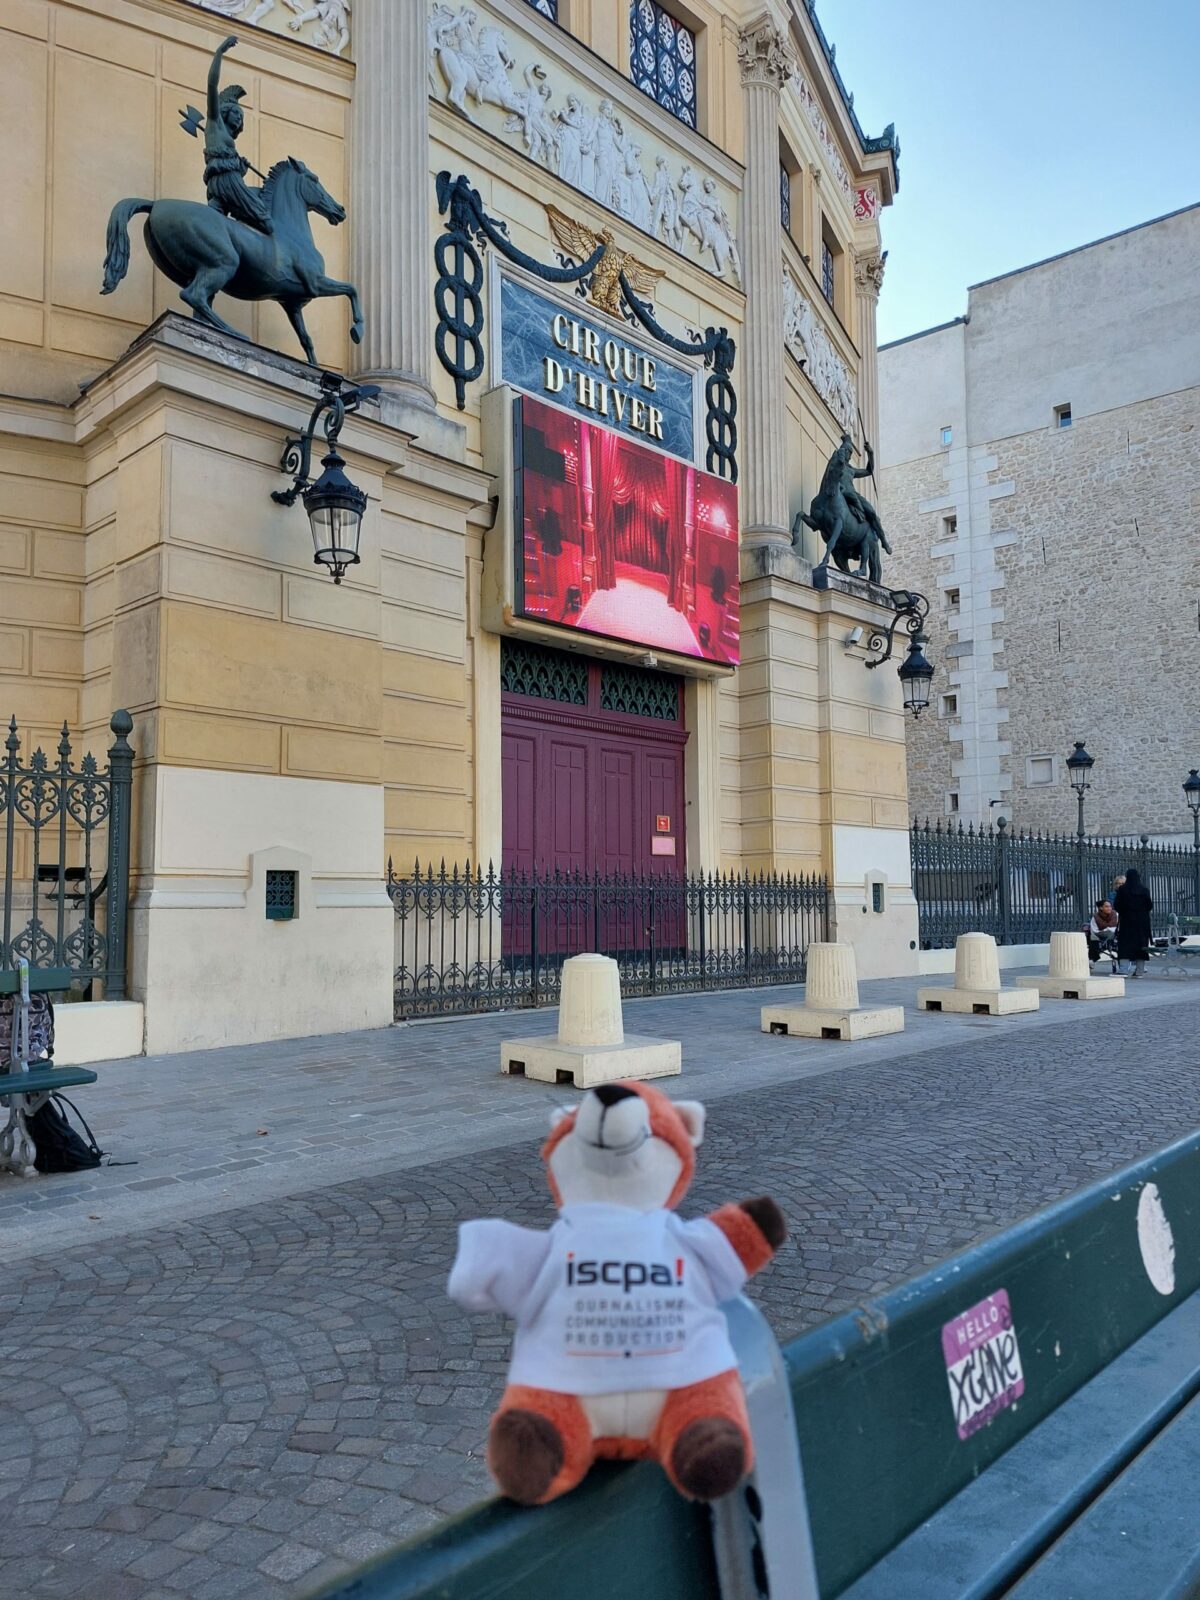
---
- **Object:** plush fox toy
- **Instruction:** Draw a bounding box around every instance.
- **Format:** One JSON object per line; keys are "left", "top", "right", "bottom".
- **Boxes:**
{"left": 448, "top": 1081, "right": 786, "bottom": 1504}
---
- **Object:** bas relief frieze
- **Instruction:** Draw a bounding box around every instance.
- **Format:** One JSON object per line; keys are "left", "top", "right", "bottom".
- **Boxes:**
{"left": 188, "top": 0, "right": 351, "bottom": 57}
{"left": 782, "top": 272, "right": 856, "bottom": 430}
{"left": 428, "top": 3, "right": 742, "bottom": 286}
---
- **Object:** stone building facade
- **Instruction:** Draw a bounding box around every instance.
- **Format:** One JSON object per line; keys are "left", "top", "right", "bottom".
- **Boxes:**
{"left": 2, "top": 0, "right": 918, "bottom": 1054}
{"left": 878, "top": 206, "right": 1200, "bottom": 840}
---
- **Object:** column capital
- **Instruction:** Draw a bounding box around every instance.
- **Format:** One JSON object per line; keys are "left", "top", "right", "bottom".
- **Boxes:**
{"left": 737, "top": 19, "right": 796, "bottom": 91}
{"left": 853, "top": 249, "right": 887, "bottom": 301}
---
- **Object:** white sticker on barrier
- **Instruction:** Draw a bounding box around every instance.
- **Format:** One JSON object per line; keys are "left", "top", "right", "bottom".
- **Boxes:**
{"left": 1136, "top": 1182, "right": 1176, "bottom": 1296}
{"left": 942, "top": 1289, "right": 1024, "bottom": 1440}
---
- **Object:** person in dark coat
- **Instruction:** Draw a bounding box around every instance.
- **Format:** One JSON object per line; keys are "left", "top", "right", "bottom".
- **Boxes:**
{"left": 1114, "top": 868, "right": 1153, "bottom": 976}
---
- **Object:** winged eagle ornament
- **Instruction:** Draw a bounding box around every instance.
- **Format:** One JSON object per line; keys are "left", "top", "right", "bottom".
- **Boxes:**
{"left": 546, "top": 205, "right": 663, "bottom": 317}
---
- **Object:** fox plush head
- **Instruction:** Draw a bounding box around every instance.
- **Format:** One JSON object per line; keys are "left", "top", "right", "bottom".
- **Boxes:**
{"left": 448, "top": 1081, "right": 786, "bottom": 1506}
{"left": 542, "top": 1082, "right": 707, "bottom": 1212}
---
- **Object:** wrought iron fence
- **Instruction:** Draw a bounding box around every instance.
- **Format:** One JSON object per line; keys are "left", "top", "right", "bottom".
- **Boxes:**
{"left": 911, "top": 818, "right": 1200, "bottom": 949}
{"left": 388, "top": 861, "right": 829, "bottom": 1019}
{"left": 1, "top": 711, "right": 134, "bottom": 996}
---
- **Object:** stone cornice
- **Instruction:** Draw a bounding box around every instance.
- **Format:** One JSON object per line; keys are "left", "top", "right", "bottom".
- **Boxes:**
{"left": 737, "top": 18, "right": 797, "bottom": 90}
{"left": 71, "top": 315, "right": 415, "bottom": 482}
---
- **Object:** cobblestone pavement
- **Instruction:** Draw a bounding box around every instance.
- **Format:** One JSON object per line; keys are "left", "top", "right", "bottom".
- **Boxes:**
{"left": 3, "top": 974, "right": 1200, "bottom": 1598}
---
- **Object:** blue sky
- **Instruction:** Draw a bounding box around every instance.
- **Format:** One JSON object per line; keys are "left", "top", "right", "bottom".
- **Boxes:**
{"left": 824, "top": 0, "right": 1200, "bottom": 344}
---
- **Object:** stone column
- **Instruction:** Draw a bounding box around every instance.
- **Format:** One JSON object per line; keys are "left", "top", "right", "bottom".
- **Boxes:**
{"left": 350, "top": 0, "right": 437, "bottom": 417}
{"left": 853, "top": 249, "right": 886, "bottom": 449}
{"left": 737, "top": 19, "right": 795, "bottom": 549}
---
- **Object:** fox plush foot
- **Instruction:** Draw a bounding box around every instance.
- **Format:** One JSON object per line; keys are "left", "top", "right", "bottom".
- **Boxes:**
{"left": 489, "top": 1408, "right": 564, "bottom": 1504}
{"left": 670, "top": 1416, "right": 748, "bottom": 1500}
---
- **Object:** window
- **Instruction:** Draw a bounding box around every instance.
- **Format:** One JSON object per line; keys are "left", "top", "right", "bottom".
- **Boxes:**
{"left": 631, "top": 0, "right": 697, "bottom": 129}
{"left": 940, "top": 425, "right": 953, "bottom": 447}
{"left": 1027, "top": 754, "right": 1056, "bottom": 787}
{"left": 947, "top": 792, "right": 960, "bottom": 814}
{"left": 820, "top": 238, "right": 835, "bottom": 305}
{"left": 942, "top": 514, "right": 958, "bottom": 538}
{"left": 945, "top": 587, "right": 960, "bottom": 611}
{"left": 939, "top": 693, "right": 958, "bottom": 719}
{"left": 779, "top": 160, "right": 791, "bottom": 233}
{"left": 1054, "top": 403, "right": 1072, "bottom": 429}
{"left": 265, "top": 870, "right": 298, "bottom": 922}
{"left": 524, "top": 0, "right": 557, "bottom": 17}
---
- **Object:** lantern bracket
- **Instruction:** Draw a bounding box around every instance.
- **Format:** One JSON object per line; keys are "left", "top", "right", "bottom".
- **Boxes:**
{"left": 272, "top": 372, "right": 379, "bottom": 508}
{"left": 864, "top": 588, "right": 930, "bottom": 668}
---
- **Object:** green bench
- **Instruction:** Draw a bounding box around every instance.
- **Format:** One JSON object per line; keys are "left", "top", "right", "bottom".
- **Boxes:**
{"left": 305, "top": 1127, "right": 1200, "bottom": 1600}
{"left": 1, "top": 963, "right": 98, "bottom": 1176}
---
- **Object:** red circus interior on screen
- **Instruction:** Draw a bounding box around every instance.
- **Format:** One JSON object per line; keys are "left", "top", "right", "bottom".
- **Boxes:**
{"left": 515, "top": 395, "right": 740, "bottom": 666}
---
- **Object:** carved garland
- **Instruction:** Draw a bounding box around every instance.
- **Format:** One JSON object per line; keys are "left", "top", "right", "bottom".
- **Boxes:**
{"left": 433, "top": 171, "right": 738, "bottom": 482}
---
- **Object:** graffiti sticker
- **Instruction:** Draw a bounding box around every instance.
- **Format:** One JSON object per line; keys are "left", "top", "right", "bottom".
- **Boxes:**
{"left": 942, "top": 1289, "right": 1024, "bottom": 1440}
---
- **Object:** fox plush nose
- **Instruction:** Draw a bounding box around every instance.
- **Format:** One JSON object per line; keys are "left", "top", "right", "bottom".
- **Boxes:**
{"left": 593, "top": 1084, "right": 636, "bottom": 1108}
{"left": 574, "top": 1084, "right": 647, "bottom": 1151}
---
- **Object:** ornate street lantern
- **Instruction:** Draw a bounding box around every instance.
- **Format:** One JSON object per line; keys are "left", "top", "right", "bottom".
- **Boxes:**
{"left": 864, "top": 588, "right": 935, "bottom": 719}
{"left": 896, "top": 631, "right": 935, "bottom": 718}
{"left": 1066, "top": 741, "right": 1095, "bottom": 796}
{"left": 272, "top": 372, "right": 378, "bottom": 584}
{"left": 1066, "top": 744, "right": 1095, "bottom": 915}
{"left": 1183, "top": 768, "right": 1200, "bottom": 818}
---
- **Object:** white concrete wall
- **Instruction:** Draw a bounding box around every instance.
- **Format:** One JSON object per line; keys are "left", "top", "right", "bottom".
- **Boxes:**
{"left": 132, "top": 767, "right": 394, "bottom": 1055}
{"left": 830, "top": 823, "right": 919, "bottom": 978}
{"left": 965, "top": 206, "right": 1200, "bottom": 440}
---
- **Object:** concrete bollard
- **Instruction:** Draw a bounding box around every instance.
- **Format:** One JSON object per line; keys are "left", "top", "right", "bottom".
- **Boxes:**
{"left": 558, "top": 953, "right": 624, "bottom": 1046}
{"left": 761, "top": 941, "right": 903, "bottom": 1041}
{"left": 918, "top": 932, "right": 1039, "bottom": 1016}
{"left": 500, "top": 952, "right": 680, "bottom": 1087}
{"left": 954, "top": 931, "right": 1002, "bottom": 992}
{"left": 805, "top": 943, "right": 860, "bottom": 1012}
{"left": 1017, "top": 929, "right": 1124, "bottom": 1002}
{"left": 1048, "top": 932, "right": 1090, "bottom": 982}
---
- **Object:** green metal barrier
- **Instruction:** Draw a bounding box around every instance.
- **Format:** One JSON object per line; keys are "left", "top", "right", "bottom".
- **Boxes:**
{"left": 308, "top": 1129, "right": 1200, "bottom": 1600}
{"left": 789, "top": 1127, "right": 1200, "bottom": 1596}
{"left": 309, "top": 1463, "right": 717, "bottom": 1599}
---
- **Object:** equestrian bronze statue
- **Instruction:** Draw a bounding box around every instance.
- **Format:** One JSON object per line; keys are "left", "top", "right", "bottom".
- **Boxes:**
{"left": 794, "top": 432, "right": 892, "bottom": 586}
{"left": 101, "top": 35, "right": 362, "bottom": 367}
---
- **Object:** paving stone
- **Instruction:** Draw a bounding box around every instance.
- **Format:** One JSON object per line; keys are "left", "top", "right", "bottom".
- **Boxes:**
{"left": 3, "top": 977, "right": 1200, "bottom": 1598}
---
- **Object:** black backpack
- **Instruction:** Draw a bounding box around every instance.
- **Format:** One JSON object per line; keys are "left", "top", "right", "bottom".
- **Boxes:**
{"left": 29, "top": 1093, "right": 104, "bottom": 1173}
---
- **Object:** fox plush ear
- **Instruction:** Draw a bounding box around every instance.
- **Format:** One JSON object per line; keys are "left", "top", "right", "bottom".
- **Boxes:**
{"left": 549, "top": 1106, "right": 576, "bottom": 1130}
{"left": 674, "top": 1100, "right": 707, "bottom": 1147}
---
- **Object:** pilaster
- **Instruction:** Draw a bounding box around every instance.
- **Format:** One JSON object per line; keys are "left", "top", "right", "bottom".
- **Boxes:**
{"left": 351, "top": 0, "right": 462, "bottom": 454}
{"left": 737, "top": 18, "right": 795, "bottom": 550}
{"left": 853, "top": 250, "right": 886, "bottom": 448}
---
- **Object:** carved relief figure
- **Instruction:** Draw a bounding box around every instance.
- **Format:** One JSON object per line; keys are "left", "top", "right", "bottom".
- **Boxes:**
{"left": 677, "top": 168, "right": 741, "bottom": 282}
{"left": 587, "top": 100, "right": 623, "bottom": 212}
{"left": 621, "top": 143, "right": 654, "bottom": 232}
{"left": 553, "top": 94, "right": 588, "bottom": 190}
{"left": 430, "top": 6, "right": 484, "bottom": 115}
{"left": 192, "top": 0, "right": 331, "bottom": 44}
{"left": 505, "top": 66, "right": 559, "bottom": 166}
{"left": 285, "top": 0, "right": 350, "bottom": 56}
{"left": 649, "top": 155, "right": 679, "bottom": 245}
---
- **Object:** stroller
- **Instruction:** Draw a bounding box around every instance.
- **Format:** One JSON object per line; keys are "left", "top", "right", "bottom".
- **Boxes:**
{"left": 1087, "top": 923, "right": 1120, "bottom": 974}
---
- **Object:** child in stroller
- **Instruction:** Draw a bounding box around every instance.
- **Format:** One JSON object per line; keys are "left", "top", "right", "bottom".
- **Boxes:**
{"left": 1087, "top": 900, "right": 1120, "bottom": 972}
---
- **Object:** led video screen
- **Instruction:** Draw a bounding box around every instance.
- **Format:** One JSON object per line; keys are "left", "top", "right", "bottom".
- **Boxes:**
{"left": 514, "top": 394, "right": 740, "bottom": 666}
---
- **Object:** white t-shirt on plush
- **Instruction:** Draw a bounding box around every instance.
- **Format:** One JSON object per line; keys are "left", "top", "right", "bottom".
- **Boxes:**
{"left": 448, "top": 1202, "right": 748, "bottom": 1395}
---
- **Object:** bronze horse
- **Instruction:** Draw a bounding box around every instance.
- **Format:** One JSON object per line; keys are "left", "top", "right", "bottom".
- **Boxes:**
{"left": 101, "top": 157, "right": 363, "bottom": 367}
{"left": 794, "top": 435, "right": 891, "bottom": 586}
